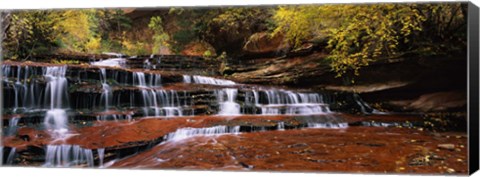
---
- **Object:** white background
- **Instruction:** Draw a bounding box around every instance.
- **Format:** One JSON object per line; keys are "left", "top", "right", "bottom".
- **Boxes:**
{"left": 0, "top": 0, "right": 479, "bottom": 177}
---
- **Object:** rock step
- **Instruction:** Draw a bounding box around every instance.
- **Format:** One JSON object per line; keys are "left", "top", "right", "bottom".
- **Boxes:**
{"left": 2, "top": 114, "right": 347, "bottom": 167}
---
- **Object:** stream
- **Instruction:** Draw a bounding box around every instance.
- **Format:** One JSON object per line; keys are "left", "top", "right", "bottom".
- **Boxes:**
{"left": 0, "top": 56, "right": 468, "bottom": 174}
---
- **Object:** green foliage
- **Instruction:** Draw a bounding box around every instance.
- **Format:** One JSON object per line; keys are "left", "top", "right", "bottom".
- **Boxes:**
{"left": 52, "top": 59, "right": 81, "bottom": 64}
{"left": 274, "top": 4, "right": 427, "bottom": 77}
{"left": 325, "top": 4, "right": 426, "bottom": 77}
{"left": 171, "top": 17, "right": 198, "bottom": 52}
{"left": 54, "top": 10, "right": 94, "bottom": 52}
{"left": 273, "top": 6, "right": 321, "bottom": 48}
{"left": 3, "top": 10, "right": 59, "bottom": 59}
{"left": 203, "top": 50, "right": 213, "bottom": 58}
{"left": 3, "top": 9, "right": 133, "bottom": 58}
{"left": 148, "top": 16, "right": 171, "bottom": 54}
{"left": 121, "top": 32, "right": 149, "bottom": 56}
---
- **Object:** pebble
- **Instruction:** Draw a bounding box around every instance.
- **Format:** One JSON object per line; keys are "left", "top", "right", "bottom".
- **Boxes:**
{"left": 437, "top": 144, "right": 455, "bottom": 150}
{"left": 446, "top": 168, "right": 455, "bottom": 173}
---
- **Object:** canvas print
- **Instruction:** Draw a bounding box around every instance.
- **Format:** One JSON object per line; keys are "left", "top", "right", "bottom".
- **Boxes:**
{"left": 0, "top": 3, "right": 472, "bottom": 175}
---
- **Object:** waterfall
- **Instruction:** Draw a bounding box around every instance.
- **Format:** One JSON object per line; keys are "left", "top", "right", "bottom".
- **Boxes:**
{"left": 137, "top": 89, "right": 188, "bottom": 117}
{"left": 277, "top": 122, "right": 285, "bottom": 131}
{"left": 97, "top": 148, "right": 105, "bottom": 167}
{"left": 90, "top": 58, "right": 126, "bottom": 67}
{"left": 245, "top": 90, "right": 331, "bottom": 115}
{"left": 133, "top": 72, "right": 147, "bottom": 87}
{"left": 307, "top": 122, "right": 348, "bottom": 129}
{"left": 2, "top": 65, "right": 40, "bottom": 111}
{"left": 44, "top": 66, "right": 69, "bottom": 109}
{"left": 96, "top": 114, "right": 132, "bottom": 122}
{"left": 44, "top": 109, "right": 69, "bottom": 137}
{"left": 43, "top": 66, "right": 70, "bottom": 138}
{"left": 99, "top": 68, "right": 112, "bottom": 110}
{"left": 148, "top": 74, "right": 162, "bottom": 87}
{"left": 190, "top": 75, "right": 236, "bottom": 85}
{"left": 133, "top": 72, "right": 161, "bottom": 87}
{"left": 216, "top": 88, "right": 241, "bottom": 115}
{"left": 164, "top": 125, "right": 240, "bottom": 141}
{"left": 6, "top": 148, "right": 16, "bottom": 165}
{"left": 44, "top": 145, "right": 94, "bottom": 167}
{"left": 132, "top": 71, "right": 188, "bottom": 117}
{"left": 183, "top": 75, "right": 192, "bottom": 83}
{"left": 7, "top": 117, "right": 20, "bottom": 135}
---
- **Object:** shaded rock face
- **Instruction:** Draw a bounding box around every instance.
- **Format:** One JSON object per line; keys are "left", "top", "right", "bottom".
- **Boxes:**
{"left": 225, "top": 50, "right": 467, "bottom": 113}
{"left": 388, "top": 91, "right": 466, "bottom": 112}
{"left": 242, "top": 32, "right": 290, "bottom": 57}
{"left": 180, "top": 41, "right": 216, "bottom": 56}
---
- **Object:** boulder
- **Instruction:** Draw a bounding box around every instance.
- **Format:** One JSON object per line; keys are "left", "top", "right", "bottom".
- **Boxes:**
{"left": 181, "top": 41, "right": 216, "bottom": 57}
{"left": 243, "top": 32, "right": 290, "bottom": 55}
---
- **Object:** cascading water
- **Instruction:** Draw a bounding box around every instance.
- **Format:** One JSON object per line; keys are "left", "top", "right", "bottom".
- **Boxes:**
{"left": 216, "top": 88, "right": 241, "bottom": 115}
{"left": 184, "top": 75, "right": 236, "bottom": 85}
{"left": 99, "top": 68, "right": 112, "bottom": 110}
{"left": 98, "top": 148, "right": 105, "bottom": 168}
{"left": 6, "top": 148, "right": 16, "bottom": 165}
{"left": 42, "top": 66, "right": 95, "bottom": 167}
{"left": 183, "top": 75, "right": 192, "bottom": 83}
{"left": 307, "top": 122, "right": 348, "bottom": 129}
{"left": 44, "top": 145, "right": 94, "bottom": 167}
{"left": 96, "top": 114, "right": 132, "bottom": 122}
{"left": 277, "top": 122, "right": 285, "bottom": 131}
{"left": 7, "top": 117, "right": 20, "bottom": 135}
{"left": 91, "top": 58, "right": 126, "bottom": 67}
{"left": 164, "top": 125, "right": 241, "bottom": 141}
{"left": 244, "top": 90, "right": 331, "bottom": 115}
{"left": 44, "top": 109, "right": 69, "bottom": 136}
{"left": 133, "top": 72, "right": 162, "bottom": 87}
{"left": 131, "top": 72, "right": 188, "bottom": 117}
{"left": 139, "top": 90, "right": 190, "bottom": 117}
{"left": 2, "top": 65, "right": 40, "bottom": 111}
{"left": 2, "top": 59, "right": 352, "bottom": 168}
{"left": 43, "top": 66, "right": 70, "bottom": 138}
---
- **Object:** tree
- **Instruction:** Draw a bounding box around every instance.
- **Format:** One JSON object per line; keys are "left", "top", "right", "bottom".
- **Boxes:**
{"left": 273, "top": 4, "right": 426, "bottom": 77}
{"left": 148, "top": 16, "right": 171, "bottom": 55}
{"left": 3, "top": 10, "right": 59, "bottom": 59}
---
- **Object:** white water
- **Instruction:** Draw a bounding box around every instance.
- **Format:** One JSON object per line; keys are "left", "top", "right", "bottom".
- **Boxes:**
{"left": 246, "top": 90, "right": 331, "bottom": 115}
{"left": 98, "top": 148, "right": 105, "bottom": 167}
{"left": 164, "top": 125, "right": 240, "bottom": 141}
{"left": 138, "top": 90, "right": 188, "bottom": 117}
{"left": 44, "top": 145, "right": 94, "bottom": 167}
{"left": 307, "top": 122, "right": 348, "bottom": 129}
{"left": 8, "top": 117, "right": 20, "bottom": 135}
{"left": 43, "top": 66, "right": 70, "bottom": 138}
{"left": 216, "top": 88, "right": 241, "bottom": 115}
{"left": 3, "top": 65, "right": 39, "bottom": 111}
{"left": 99, "top": 68, "right": 112, "bottom": 109}
{"left": 133, "top": 72, "right": 162, "bottom": 87}
{"left": 185, "top": 75, "right": 236, "bottom": 85}
{"left": 277, "top": 122, "right": 285, "bottom": 131}
{"left": 44, "top": 109, "right": 69, "bottom": 137}
{"left": 96, "top": 114, "right": 133, "bottom": 122}
{"left": 183, "top": 75, "right": 192, "bottom": 83}
{"left": 132, "top": 72, "right": 190, "bottom": 117}
{"left": 6, "top": 148, "right": 16, "bottom": 165}
{"left": 91, "top": 58, "right": 126, "bottom": 67}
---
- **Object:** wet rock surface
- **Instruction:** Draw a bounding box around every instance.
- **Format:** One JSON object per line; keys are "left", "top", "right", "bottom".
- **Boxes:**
{"left": 1, "top": 59, "right": 467, "bottom": 174}
{"left": 110, "top": 126, "right": 467, "bottom": 174}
